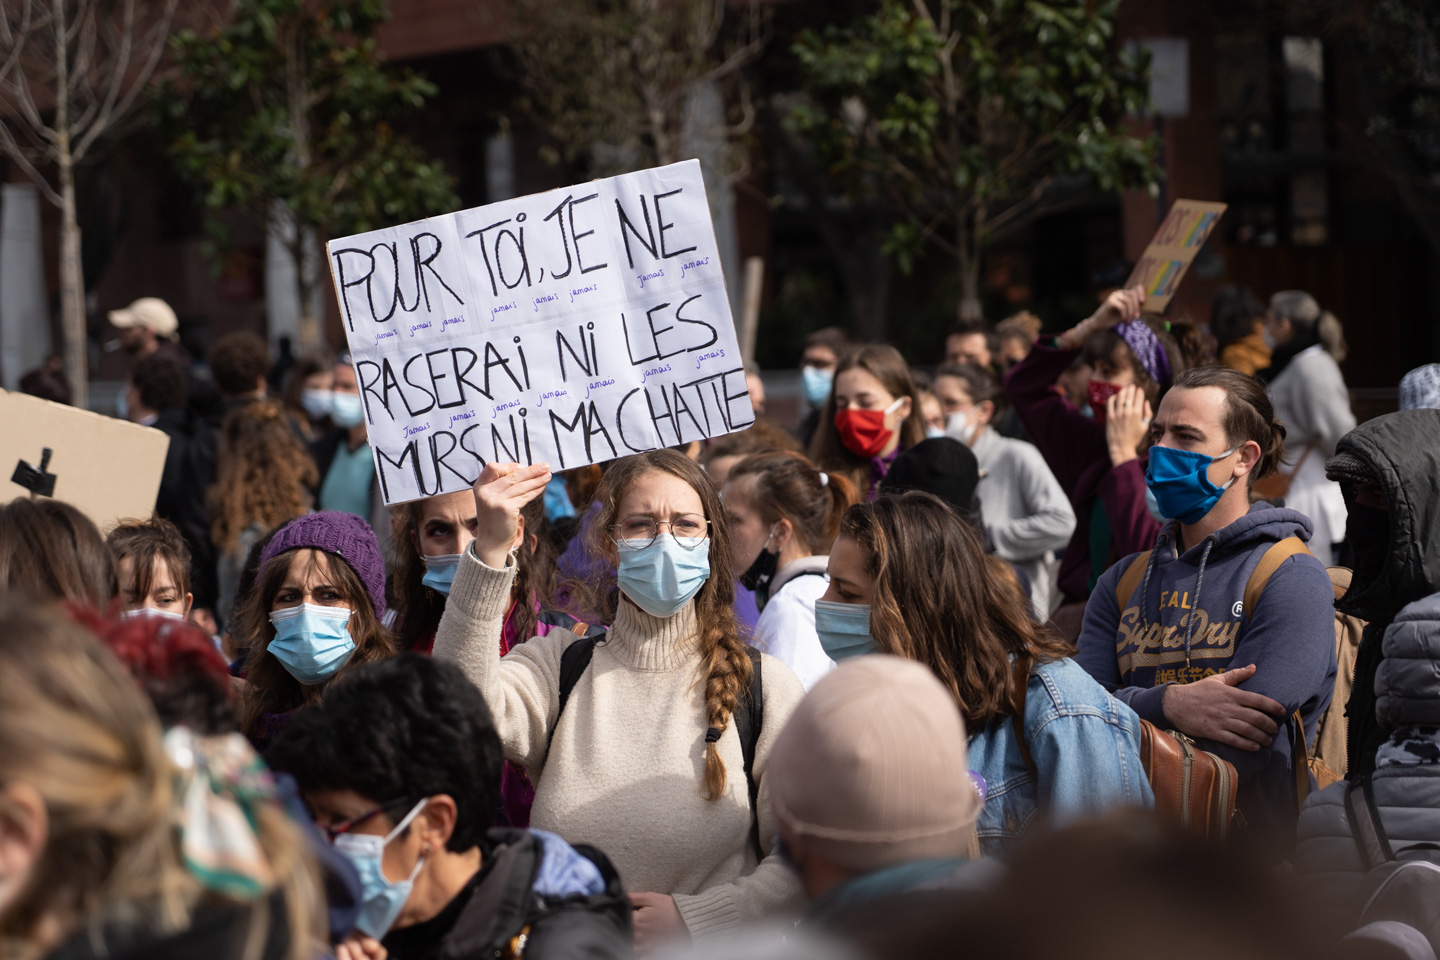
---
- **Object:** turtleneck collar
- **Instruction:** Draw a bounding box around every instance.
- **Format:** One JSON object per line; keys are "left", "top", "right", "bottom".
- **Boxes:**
{"left": 608, "top": 596, "right": 702, "bottom": 671}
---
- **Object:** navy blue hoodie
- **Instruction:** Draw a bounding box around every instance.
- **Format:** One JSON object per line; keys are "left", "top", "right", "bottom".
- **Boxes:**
{"left": 1076, "top": 503, "right": 1337, "bottom": 835}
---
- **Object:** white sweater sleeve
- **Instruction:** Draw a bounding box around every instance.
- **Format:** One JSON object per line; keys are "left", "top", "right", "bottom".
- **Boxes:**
{"left": 987, "top": 442, "right": 1076, "bottom": 561}
{"left": 672, "top": 652, "right": 806, "bottom": 936}
{"left": 431, "top": 547, "right": 568, "bottom": 776}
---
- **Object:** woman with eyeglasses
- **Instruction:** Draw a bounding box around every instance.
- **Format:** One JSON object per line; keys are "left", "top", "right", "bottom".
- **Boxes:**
{"left": 432, "top": 450, "right": 805, "bottom": 955}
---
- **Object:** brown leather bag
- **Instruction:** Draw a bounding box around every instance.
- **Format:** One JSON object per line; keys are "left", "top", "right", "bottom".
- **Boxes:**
{"left": 1138, "top": 720, "right": 1238, "bottom": 839}
{"left": 1250, "top": 443, "right": 1313, "bottom": 502}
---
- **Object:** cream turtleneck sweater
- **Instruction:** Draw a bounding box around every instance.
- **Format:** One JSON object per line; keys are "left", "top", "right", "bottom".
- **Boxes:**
{"left": 432, "top": 547, "right": 805, "bottom": 937}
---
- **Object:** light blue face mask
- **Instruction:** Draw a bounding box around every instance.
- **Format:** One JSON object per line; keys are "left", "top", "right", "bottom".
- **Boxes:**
{"left": 1145, "top": 445, "right": 1240, "bottom": 526}
{"left": 813, "top": 599, "right": 877, "bottom": 660}
{"left": 267, "top": 603, "right": 356, "bottom": 685}
{"left": 301, "top": 388, "right": 334, "bottom": 420}
{"left": 616, "top": 535, "right": 712, "bottom": 619}
{"left": 802, "top": 366, "right": 834, "bottom": 408}
{"left": 926, "top": 425, "right": 946, "bottom": 440}
{"left": 331, "top": 391, "right": 366, "bottom": 428}
{"left": 333, "top": 799, "right": 429, "bottom": 939}
{"left": 420, "top": 553, "right": 463, "bottom": 597}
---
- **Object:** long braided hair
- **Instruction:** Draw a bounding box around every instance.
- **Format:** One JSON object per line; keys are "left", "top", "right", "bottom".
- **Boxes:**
{"left": 587, "top": 449, "right": 751, "bottom": 802}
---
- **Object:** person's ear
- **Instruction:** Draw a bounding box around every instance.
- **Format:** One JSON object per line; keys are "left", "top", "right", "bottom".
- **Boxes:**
{"left": 182, "top": 592, "right": 194, "bottom": 617}
{"left": 417, "top": 794, "right": 458, "bottom": 851}
{"left": 771, "top": 518, "right": 793, "bottom": 554}
{"left": 512, "top": 514, "right": 526, "bottom": 553}
{"left": 1234, "top": 440, "right": 1263, "bottom": 479}
{"left": 0, "top": 784, "right": 48, "bottom": 915}
{"left": 894, "top": 396, "right": 913, "bottom": 424}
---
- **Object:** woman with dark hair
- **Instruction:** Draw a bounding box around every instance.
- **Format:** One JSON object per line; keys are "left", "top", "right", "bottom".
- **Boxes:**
{"left": 280, "top": 352, "right": 335, "bottom": 445}
{"left": 0, "top": 497, "right": 115, "bottom": 609}
{"left": 934, "top": 363, "right": 1075, "bottom": 616}
{"left": 233, "top": 511, "right": 395, "bottom": 751}
{"left": 817, "top": 492, "right": 1152, "bottom": 855}
{"left": 1003, "top": 286, "right": 1188, "bottom": 614}
{"left": 722, "top": 451, "right": 858, "bottom": 689}
{"left": 107, "top": 516, "right": 194, "bottom": 621}
{"left": 390, "top": 488, "right": 578, "bottom": 827}
{"left": 1211, "top": 285, "right": 1270, "bottom": 376}
{"left": 807, "top": 344, "right": 927, "bottom": 500}
{"left": 433, "top": 451, "right": 804, "bottom": 952}
{"left": 1260, "top": 290, "right": 1355, "bottom": 565}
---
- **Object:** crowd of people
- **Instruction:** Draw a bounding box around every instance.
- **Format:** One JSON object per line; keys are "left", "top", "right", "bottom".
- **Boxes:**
{"left": 5, "top": 280, "right": 1440, "bottom": 960}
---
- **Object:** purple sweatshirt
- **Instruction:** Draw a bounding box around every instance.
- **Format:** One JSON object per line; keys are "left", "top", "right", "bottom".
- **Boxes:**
{"left": 1003, "top": 340, "right": 1160, "bottom": 602}
{"left": 1076, "top": 504, "right": 1337, "bottom": 836}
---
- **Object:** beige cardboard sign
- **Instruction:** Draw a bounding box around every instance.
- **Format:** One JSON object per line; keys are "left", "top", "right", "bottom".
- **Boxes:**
{"left": 1125, "top": 199, "right": 1227, "bottom": 314}
{"left": 1, "top": 389, "right": 170, "bottom": 531}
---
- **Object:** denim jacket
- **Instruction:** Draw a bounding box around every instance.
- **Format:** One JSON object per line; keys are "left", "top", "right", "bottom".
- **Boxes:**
{"left": 966, "top": 657, "right": 1153, "bottom": 856}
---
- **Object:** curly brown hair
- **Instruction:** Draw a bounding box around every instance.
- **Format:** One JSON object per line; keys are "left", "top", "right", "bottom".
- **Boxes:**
{"left": 390, "top": 495, "right": 556, "bottom": 651}
{"left": 839, "top": 492, "right": 1075, "bottom": 730}
{"left": 237, "top": 547, "right": 394, "bottom": 736}
{"left": 587, "top": 449, "right": 751, "bottom": 802}
{"left": 210, "top": 401, "right": 318, "bottom": 556}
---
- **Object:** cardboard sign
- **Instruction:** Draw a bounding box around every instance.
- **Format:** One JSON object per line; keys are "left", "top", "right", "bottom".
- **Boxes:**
{"left": 0, "top": 389, "right": 170, "bottom": 530}
{"left": 326, "top": 159, "right": 754, "bottom": 506}
{"left": 1125, "top": 199, "right": 1227, "bottom": 314}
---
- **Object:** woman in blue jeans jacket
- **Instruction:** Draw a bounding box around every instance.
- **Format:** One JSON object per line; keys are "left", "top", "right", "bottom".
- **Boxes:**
{"left": 816, "top": 492, "right": 1153, "bottom": 855}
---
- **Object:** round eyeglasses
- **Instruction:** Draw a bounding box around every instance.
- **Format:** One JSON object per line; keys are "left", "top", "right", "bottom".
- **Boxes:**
{"left": 609, "top": 513, "right": 711, "bottom": 549}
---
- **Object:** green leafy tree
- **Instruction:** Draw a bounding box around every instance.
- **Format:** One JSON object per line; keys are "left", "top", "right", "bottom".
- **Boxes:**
{"left": 791, "top": 0, "right": 1160, "bottom": 321}
{"left": 155, "top": 0, "right": 456, "bottom": 350}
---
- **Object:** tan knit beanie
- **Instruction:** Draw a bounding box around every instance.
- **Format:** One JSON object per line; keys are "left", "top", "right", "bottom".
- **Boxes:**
{"left": 768, "top": 655, "right": 982, "bottom": 873}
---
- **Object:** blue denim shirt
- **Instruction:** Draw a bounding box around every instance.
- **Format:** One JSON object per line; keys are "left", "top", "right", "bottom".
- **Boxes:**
{"left": 967, "top": 657, "right": 1153, "bottom": 856}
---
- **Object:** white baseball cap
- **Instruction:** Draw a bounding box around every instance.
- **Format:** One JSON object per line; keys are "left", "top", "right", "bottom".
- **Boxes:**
{"left": 108, "top": 297, "right": 179, "bottom": 337}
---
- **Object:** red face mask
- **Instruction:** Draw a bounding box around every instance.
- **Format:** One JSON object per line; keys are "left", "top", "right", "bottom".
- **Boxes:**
{"left": 1086, "top": 381, "right": 1126, "bottom": 426}
{"left": 834, "top": 399, "right": 902, "bottom": 458}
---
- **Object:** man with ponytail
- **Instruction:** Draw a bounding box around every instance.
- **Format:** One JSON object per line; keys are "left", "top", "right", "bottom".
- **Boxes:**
{"left": 1075, "top": 366, "right": 1337, "bottom": 844}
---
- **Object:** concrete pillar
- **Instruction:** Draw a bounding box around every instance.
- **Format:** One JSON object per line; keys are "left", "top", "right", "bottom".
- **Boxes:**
{"left": 0, "top": 183, "right": 51, "bottom": 390}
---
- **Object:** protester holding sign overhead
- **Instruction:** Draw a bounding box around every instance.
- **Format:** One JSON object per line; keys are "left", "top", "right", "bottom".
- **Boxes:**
{"left": 1004, "top": 287, "right": 1187, "bottom": 613}
{"left": 433, "top": 450, "right": 804, "bottom": 951}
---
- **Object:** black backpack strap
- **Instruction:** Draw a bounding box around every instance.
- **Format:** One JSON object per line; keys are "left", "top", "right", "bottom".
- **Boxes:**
{"left": 1347, "top": 774, "right": 1395, "bottom": 870}
{"left": 547, "top": 636, "right": 599, "bottom": 757}
{"left": 733, "top": 645, "right": 765, "bottom": 863}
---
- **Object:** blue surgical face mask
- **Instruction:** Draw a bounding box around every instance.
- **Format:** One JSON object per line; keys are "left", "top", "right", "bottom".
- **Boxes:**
{"left": 813, "top": 599, "right": 877, "bottom": 660}
{"left": 1145, "top": 445, "right": 1240, "bottom": 526}
{"left": 302, "top": 388, "right": 334, "bottom": 420}
{"left": 616, "top": 535, "right": 712, "bottom": 619}
{"left": 802, "top": 366, "right": 834, "bottom": 408}
{"left": 421, "top": 553, "right": 462, "bottom": 597}
{"left": 333, "top": 799, "right": 429, "bottom": 939}
{"left": 267, "top": 603, "right": 356, "bottom": 685}
{"left": 331, "top": 391, "right": 366, "bottom": 428}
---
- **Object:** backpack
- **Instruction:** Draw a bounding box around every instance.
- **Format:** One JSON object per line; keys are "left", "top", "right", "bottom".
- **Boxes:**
{"left": 1315, "top": 568, "right": 1366, "bottom": 785}
{"left": 1342, "top": 776, "right": 1440, "bottom": 954}
{"left": 1113, "top": 537, "right": 1326, "bottom": 817}
{"left": 551, "top": 636, "right": 767, "bottom": 863}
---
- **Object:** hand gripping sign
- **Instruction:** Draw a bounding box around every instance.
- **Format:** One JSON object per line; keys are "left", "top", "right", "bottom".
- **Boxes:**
{"left": 326, "top": 160, "right": 754, "bottom": 506}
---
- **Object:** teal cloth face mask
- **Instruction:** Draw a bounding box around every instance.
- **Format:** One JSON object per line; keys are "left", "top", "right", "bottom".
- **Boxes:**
{"left": 267, "top": 603, "right": 355, "bottom": 685}
{"left": 814, "top": 599, "right": 877, "bottom": 660}
{"left": 421, "top": 553, "right": 463, "bottom": 597}
{"left": 616, "top": 535, "right": 712, "bottom": 618}
{"left": 1145, "top": 445, "right": 1239, "bottom": 525}
{"left": 331, "top": 392, "right": 366, "bottom": 428}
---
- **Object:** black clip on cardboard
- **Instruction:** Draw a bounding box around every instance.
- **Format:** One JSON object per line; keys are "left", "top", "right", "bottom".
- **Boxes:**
{"left": 12, "top": 447, "right": 57, "bottom": 498}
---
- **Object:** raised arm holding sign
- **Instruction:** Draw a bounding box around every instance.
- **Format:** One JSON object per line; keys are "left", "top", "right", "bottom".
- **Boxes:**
{"left": 326, "top": 160, "right": 753, "bottom": 506}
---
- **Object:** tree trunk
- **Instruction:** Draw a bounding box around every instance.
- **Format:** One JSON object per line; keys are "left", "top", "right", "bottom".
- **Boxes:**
{"left": 293, "top": 232, "right": 323, "bottom": 352}
{"left": 58, "top": 160, "right": 87, "bottom": 410}
{"left": 956, "top": 210, "right": 983, "bottom": 322}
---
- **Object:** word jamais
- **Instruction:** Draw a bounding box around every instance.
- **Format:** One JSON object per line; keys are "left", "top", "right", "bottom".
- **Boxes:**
{"left": 325, "top": 160, "right": 755, "bottom": 505}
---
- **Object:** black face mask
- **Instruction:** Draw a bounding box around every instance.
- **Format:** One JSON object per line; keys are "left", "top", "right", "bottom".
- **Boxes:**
{"left": 739, "top": 543, "right": 780, "bottom": 610}
{"left": 1346, "top": 503, "right": 1390, "bottom": 588}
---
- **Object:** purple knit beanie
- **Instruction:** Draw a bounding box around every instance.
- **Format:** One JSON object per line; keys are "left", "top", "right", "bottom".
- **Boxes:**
{"left": 259, "top": 511, "right": 387, "bottom": 618}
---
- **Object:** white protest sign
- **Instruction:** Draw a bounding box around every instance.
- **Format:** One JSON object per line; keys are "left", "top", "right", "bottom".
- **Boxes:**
{"left": 326, "top": 159, "right": 754, "bottom": 506}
